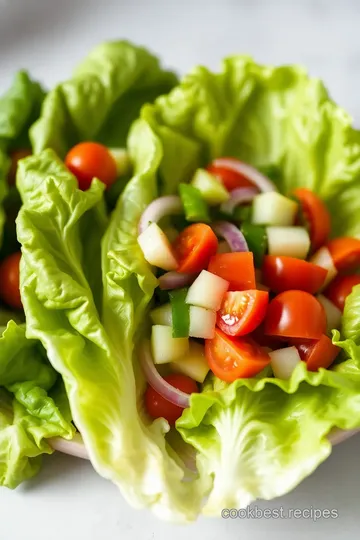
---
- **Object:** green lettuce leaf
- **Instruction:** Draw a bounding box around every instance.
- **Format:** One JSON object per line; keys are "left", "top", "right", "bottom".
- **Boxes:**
{"left": 0, "top": 70, "right": 45, "bottom": 255}
{"left": 0, "top": 320, "right": 74, "bottom": 488}
{"left": 17, "top": 147, "right": 208, "bottom": 521}
{"left": 30, "top": 40, "right": 177, "bottom": 158}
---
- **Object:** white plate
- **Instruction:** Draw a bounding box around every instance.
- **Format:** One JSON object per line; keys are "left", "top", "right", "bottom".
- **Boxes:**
{"left": 1, "top": 1, "right": 360, "bottom": 539}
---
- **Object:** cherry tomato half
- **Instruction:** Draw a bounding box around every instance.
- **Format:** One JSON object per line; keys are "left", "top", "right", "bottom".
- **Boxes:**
{"left": 172, "top": 223, "right": 218, "bottom": 273}
{"left": 217, "top": 290, "right": 269, "bottom": 337}
{"left": 293, "top": 188, "right": 331, "bottom": 252}
{"left": 326, "top": 237, "right": 360, "bottom": 272}
{"left": 325, "top": 274, "right": 360, "bottom": 312}
{"left": 0, "top": 252, "right": 22, "bottom": 310}
{"left": 207, "top": 159, "right": 256, "bottom": 191}
{"left": 262, "top": 256, "right": 327, "bottom": 294}
{"left": 208, "top": 252, "right": 256, "bottom": 291}
{"left": 145, "top": 374, "right": 198, "bottom": 425}
{"left": 296, "top": 334, "right": 340, "bottom": 371}
{"left": 265, "top": 290, "right": 326, "bottom": 340}
{"left": 65, "top": 142, "right": 117, "bottom": 191}
{"left": 7, "top": 149, "right": 32, "bottom": 186}
{"left": 205, "top": 328, "right": 270, "bottom": 382}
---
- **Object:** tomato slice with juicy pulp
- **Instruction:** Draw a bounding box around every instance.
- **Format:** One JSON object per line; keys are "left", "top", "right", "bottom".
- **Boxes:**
{"left": 262, "top": 256, "right": 327, "bottom": 294}
{"left": 265, "top": 290, "right": 326, "bottom": 340}
{"left": 65, "top": 142, "right": 117, "bottom": 190}
{"left": 145, "top": 374, "right": 198, "bottom": 425}
{"left": 325, "top": 274, "right": 360, "bottom": 311}
{"left": 207, "top": 159, "right": 257, "bottom": 191}
{"left": 217, "top": 290, "right": 269, "bottom": 337}
{"left": 208, "top": 252, "right": 256, "bottom": 291}
{"left": 205, "top": 328, "right": 271, "bottom": 382}
{"left": 293, "top": 188, "right": 331, "bottom": 252}
{"left": 172, "top": 223, "right": 218, "bottom": 273}
{"left": 296, "top": 334, "right": 340, "bottom": 371}
{"left": 326, "top": 237, "right": 360, "bottom": 272}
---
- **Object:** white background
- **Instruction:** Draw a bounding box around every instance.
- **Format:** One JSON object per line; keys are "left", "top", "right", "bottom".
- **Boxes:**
{"left": 1, "top": 0, "right": 360, "bottom": 538}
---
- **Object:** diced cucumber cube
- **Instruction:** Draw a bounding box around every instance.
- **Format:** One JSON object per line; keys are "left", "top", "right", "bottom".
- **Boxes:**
{"left": 170, "top": 340, "right": 210, "bottom": 383}
{"left": 186, "top": 270, "right": 229, "bottom": 311}
{"left": 317, "top": 294, "right": 342, "bottom": 334}
{"left": 266, "top": 226, "right": 310, "bottom": 259}
{"left": 252, "top": 192, "right": 298, "bottom": 226}
{"left": 138, "top": 222, "right": 178, "bottom": 271}
{"left": 310, "top": 247, "right": 337, "bottom": 288}
{"left": 191, "top": 168, "right": 230, "bottom": 206}
{"left": 150, "top": 304, "right": 172, "bottom": 326}
{"left": 151, "top": 325, "right": 189, "bottom": 364}
{"left": 189, "top": 306, "right": 216, "bottom": 339}
{"left": 270, "top": 346, "right": 301, "bottom": 380}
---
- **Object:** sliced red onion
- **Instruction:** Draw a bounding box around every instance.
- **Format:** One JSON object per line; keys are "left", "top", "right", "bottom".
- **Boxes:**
{"left": 158, "top": 271, "right": 198, "bottom": 290}
{"left": 213, "top": 221, "right": 249, "bottom": 252}
{"left": 138, "top": 196, "right": 183, "bottom": 234}
{"left": 139, "top": 341, "right": 190, "bottom": 408}
{"left": 220, "top": 187, "right": 258, "bottom": 215}
{"left": 49, "top": 433, "right": 89, "bottom": 460}
{"left": 328, "top": 427, "right": 360, "bottom": 446}
{"left": 212, "top": 158, "right": 277, "bottom": 193}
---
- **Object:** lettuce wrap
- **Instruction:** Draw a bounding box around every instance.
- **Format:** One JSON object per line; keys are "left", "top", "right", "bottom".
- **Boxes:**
{"left": 0, "top": 40, "right": 177, "bottom": 488}
{"left": 16, "top": 56, "right": 360, "bottom": 521}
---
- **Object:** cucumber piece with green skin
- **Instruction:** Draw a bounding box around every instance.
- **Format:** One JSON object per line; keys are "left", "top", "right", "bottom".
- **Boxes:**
{"left": 189, "top": 306, "right": 216, "bottom": 339}
{"left": 108, "top": 148, "right": 131, "bottom": 176}
{"left": 191, "top": 168, "right": 230, "bottom": 206}
{"left": 170, "top": 341, "right": 210, "bottom": 383}
{"left": 151, "top": 325, "right": 189, "bottom": 364}
{"left": 150, "top": 303, "right": 172, "bottom": 326}
{"left": 241, "top": 223, "right": 267, "bottom": 267}
{"left": 270, "top": 347, "right": 301, "bottom": 380}
{"left": 169, "top": 288, "right": 190, "bottom": 338}
{"left": 266, "top": 226, "right": 310, "bottom": 259}
{"left": 138, "top": 222, "right": 178, "bottom": 271}
{"left": 252, "top": 192, "right": 298, "bottom": 226}
{"left": 179, "top": 183, "right": 210, "bottom": 223}
{"left": 317, "top": 294, "right": 342, "bottom": 334}
{"left": 186, "top": 270, "right": 229, "bottom": 311}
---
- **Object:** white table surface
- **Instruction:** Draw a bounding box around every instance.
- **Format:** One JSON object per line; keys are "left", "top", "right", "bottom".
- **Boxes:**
{"left": 1, "top": 1, "right": 360, "bottom": 538}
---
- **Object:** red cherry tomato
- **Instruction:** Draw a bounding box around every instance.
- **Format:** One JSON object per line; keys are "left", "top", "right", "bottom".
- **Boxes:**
{"left": 145, "top": 374, "right": 198, "bottom": 425}
{"left": 293, "top": 188, "right": 331, "bottom": 252}
{"left": 262, "top": 256, "right": 327, "bottom": 294}
{"left": 265, "top": 290, "right": 326, "bottom": 340}
{"left": 296, "top": 334, "right": 340, "bottom": 371}
{"left": 205, "top": 328, "right": 270, "bottom": 382}
{"left": 250, "top": 322, "right": 285, "bottom": 350}
{"left": 326, "top": 237, "right": 360, "bottom": 272}
{"left": 325, "top": 274, "right": 360, "bottom": 312}
{"left": 65, "top": 142, "right": 117, "bottom": 190}
{"left": 217, "top": 290, "right": 269, "bottom": 336}
{"left": 172, "top": 223, "right": 218, "bottom": 273}
{"left": 0, "top": 252, "right": 22, "bottom": 310}
{"left": 207, "top": 160, "right": 257, "bottom": 191}
{"left": 7, "top": 149, "right": 32, "bottom": 186}
{"left": 208, "top": 252, "right": 256, "bottom": 291}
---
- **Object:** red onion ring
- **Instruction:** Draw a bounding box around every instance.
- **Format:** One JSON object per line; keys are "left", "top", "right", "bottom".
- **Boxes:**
{"left": 139, "top": 341, "right": 190, "bottom": 408}
{"left": 220, "top": 187, "right": 258, "bottom": 215}
{"left": 212, "top": 158, "right": 277, "bottom": 193}
{"left": 328, "top": 427, "right": 360, "bottom": 446}
{"left": 49, "top": 433, "right": 89, "bottom": 459}
{"left": 213, "top": 221, "right": 249, "bottom": 252}
{"left": 158, "top": 271, "right": 198, "bottom": 290}
{"left": 138, "top": 196, "right": 183, "bottom": 234}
